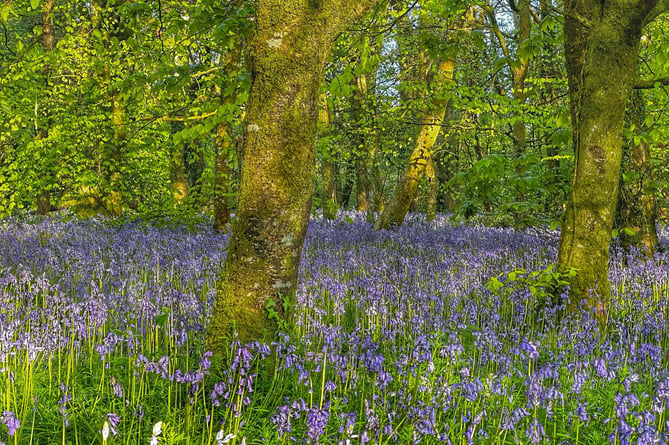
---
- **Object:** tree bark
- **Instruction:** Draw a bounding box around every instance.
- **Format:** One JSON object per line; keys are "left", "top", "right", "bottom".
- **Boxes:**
{"left": 207, "top": 0, "right": 375, "bottom": 350}
{"left": 557, "top": 0, "right": 663, "bottom": 322}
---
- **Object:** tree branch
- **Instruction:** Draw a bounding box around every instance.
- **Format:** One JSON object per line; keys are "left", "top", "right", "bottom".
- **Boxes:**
{"left": 634, "top": 76, "right": 669, "bottom": 89}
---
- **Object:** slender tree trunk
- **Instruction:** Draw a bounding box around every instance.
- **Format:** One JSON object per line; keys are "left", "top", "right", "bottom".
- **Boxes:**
{"left": 615, "top": 89, "right": 658, "bottom": 256}
{"left": 92, "top": 0, "right": 127, "bottom": 217}
{"left": 564, "top": 0, "right": 594, "bottom": 154}
{"left": 319, "top": 94, "right": 337, "bottom": 219}
{"left": 510, "top": 0, "right": 531, "bottom": 158}
{"left": 425, "top": 154, "right": 437, "bottom": 221}
{"left": 374, "top": 59, "right": 454, "bottom": 229}
{"left": 207, "top": 0, "right": 375, "bottom": 350}
{"left": 214, "top": 39, "right": 243, "bottom": 231}
{"left": 352, "top": 73, "right": 372, "bottom": 212}
{"left": 557, "top": 0, "right": 662, "bottom": 321}
{"left": 36, "top": 0, "right": 56, "bottom": 214}
{"left": 214, "top": 120, "right": 234, "bottom": 231}
{"left": 170, "top": 143, "right": 189, "bottom": 205}
{"left": 340, "top": 157, "right": 355, "bottom": 208}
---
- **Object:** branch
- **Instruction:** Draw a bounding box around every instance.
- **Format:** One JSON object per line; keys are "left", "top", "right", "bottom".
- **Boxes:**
{"left": 140, "top": 109, "right": 219, "bottom": 122}
{"left": 634, "top": 76, "right": 669, "bottom": 89}
{"left": 483, "top": 5, "right": 510, "bottom": 60}
{"left": 644, "top": 0, "right": 669, "bottom": 26}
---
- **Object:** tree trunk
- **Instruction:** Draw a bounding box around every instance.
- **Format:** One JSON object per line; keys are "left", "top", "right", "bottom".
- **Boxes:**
{"left": 374, "top": 59, "right": 453, "bottom": 229}
{"left": 425, "top": 154, "right": 437, "bottom": 221}
{"left": 352, "top": 73, "right": 372, "bottom": 212}
{"left": 170, "top": 143, "right": 189, "bottom": 205}
{"left": 207, "top": 0, "right": 375, "bottom": 350}
{"left": 36, "top": 0, "right": 56, "bottom": 215}
{"left": 214, "top": 120, "right": 234, "bottom": 231}
{"left": 340, "top": 157, "right": 355, "bottom": 208}
{"left": 510, "top": 0, "right": 531, "bottom": 158}
{"left": 564, "top": 0, "right": 594, "bottom": 153}
{"left": 319, "top": 94, "right": 337, "bottom": 219}
{"left": 557, "top": 0, "right": 662, "bottom": 321}
{"left": 615, "top": 89, "right": 658, "bottom": 257}
{"left": 92, "top": 0, "right": 127, "bottom": 217}
{"left": 214, "top": 39, "right": 243, "bottom": 231}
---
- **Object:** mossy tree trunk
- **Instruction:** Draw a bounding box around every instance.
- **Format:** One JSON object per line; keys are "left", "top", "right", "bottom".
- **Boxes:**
{"left": 374, "top": 59, "right": 454, "bottom": 229}
{"left": 207, "top": 0, "right": 375, "bottom": 351}
{"left": 615, "top": 89, "right": 658, "bottom": 257}
{"left": 557, "top": 0, "right": 664, "bottom": 321}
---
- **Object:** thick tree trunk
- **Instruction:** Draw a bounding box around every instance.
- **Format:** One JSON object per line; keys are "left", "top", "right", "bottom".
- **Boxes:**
{"left": 557, "top": 0, "right": 660, "bottom": 320}
{"left": 615, "top": 89, "right": 658, "bottom": 256}
{"left": 207, "top": 0, "right": 375, "bottom": 350}
{"left": 374, "top": 59, "right": 453, "bottom": 229}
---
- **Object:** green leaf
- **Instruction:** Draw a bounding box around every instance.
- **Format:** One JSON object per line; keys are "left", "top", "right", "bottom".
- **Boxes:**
{"left": 30, "top": 0, "right": 40, "bottom": 10}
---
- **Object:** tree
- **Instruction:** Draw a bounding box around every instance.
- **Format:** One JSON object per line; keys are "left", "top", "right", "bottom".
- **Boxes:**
{"left": 207, "top": 0, "right": 377, "bottom": 350}
{"left": 557, "top": 0, "right": 668, "bottom": 320}
{"left": 375, "top": 5, "right": 474, "bottom": 229}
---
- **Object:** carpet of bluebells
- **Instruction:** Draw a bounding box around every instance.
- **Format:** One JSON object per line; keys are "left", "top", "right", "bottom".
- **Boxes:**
{"left": 2, "top": 212, "right": 669, "bottom": 444}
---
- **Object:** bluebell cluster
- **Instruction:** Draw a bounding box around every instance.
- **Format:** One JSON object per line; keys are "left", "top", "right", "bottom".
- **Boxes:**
{"left": 1, "top": 213, "right": 669, "bottom": 444}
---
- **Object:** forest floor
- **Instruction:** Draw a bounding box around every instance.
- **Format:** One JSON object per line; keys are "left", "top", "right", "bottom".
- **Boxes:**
{"left": 0, "top": 212, "right": 668, "bottom": 444}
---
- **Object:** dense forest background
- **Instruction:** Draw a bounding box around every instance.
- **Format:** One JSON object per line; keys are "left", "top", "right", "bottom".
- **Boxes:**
{"left": 2, "top": 0, "right": 667, "bottom": 231}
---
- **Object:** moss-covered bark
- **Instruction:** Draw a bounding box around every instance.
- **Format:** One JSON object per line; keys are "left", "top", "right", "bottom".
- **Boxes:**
{"left": 207, "top": 0, "right": 375, "bottom": 351}
{"left": 558, "top": 0, "right": 662, "bottom": 321}
{"left": 374, "top": 59, "right": 453, "bottom": 230}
